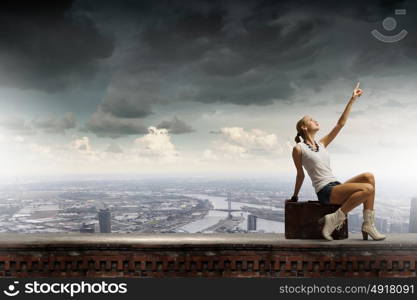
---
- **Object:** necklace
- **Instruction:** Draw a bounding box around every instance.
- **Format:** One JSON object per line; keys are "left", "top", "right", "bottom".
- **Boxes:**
{"left": 304, "top": 140, "right": 319, "bottom": 152}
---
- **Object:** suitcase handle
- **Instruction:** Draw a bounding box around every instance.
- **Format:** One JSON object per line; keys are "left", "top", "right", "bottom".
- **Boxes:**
{"left": 285, "top": 200, "right": 320, "bottom": 203}
{"left": 286, "top": 200, "right": 320, "bottom": 204}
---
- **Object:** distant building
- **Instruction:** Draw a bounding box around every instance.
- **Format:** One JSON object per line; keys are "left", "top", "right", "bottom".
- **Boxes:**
{"left": 98, "top": 208, "right": 111, "bottom": 233}
{"left": 348, "top": 213, "right": 360, "bottom": 232}
{"left": 247, "top": 214, "right": 257, "bottom": 231}
{"left": 389, "top": 223, "right": 402, "bottom": 233}
{"left": 349, "top": 214, "right": 387, "bottom": 233}
{"left": 227, "top": 192, "right": 232, "bottom": 219}
{"left": 375, "top": 217, "right": 388, "bottom": 233}
{"left": 409, "top": 197, "right": 417, "bottom": 233}
{"left": 402, "top": 222, "right": 409, "bottom": 233}
{"left": 381, "top": 218, "right": 388, "bottom": 233}
{"left": 80, "top": 222, "right": 95, "bottom": 233}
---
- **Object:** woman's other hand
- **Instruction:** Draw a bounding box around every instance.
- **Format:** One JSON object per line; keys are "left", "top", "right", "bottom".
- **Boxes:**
{"left": 288, "top": 195, "right": 298, "bottom": 202}
{"left": 351, "top": 82, "right": 363, "bottom": 101}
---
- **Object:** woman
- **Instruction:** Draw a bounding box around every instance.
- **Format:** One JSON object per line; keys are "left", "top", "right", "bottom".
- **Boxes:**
{"left": 290, "top": 82, "right": 386, "bottom": 241}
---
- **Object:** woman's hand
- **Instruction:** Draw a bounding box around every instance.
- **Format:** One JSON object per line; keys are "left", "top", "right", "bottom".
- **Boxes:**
{"left": 350, "top": 82, "right": 363, "bottom": 102}
{"left": 289, "top": 195, "right": 298, "bottom": 202}
{"left": 285, "top": 195, "right": 298, "bottom": 204}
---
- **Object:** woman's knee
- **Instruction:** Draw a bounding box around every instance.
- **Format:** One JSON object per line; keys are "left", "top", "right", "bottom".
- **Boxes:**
{"left": 363, "top": 172, "right": 375, "bottom": 186}
{"left": 360, "top": 182, "right": 374, "bottom": 195}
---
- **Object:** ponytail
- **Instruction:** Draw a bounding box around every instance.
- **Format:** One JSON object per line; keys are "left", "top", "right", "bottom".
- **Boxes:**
{"left": 295, "top": 132, "right": 302, "bottom": 143}
{"left": 295, "top": 117, "right": 307, "bottom": 143}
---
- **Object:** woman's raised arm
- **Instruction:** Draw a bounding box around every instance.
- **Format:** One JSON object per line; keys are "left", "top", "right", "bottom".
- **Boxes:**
{"left": 319, "top": 82, "right": 363, "bottom": 148}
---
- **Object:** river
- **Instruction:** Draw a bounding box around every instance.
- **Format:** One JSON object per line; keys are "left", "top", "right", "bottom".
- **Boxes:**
{"left": 177, "top": 193, "right": 284, "bottom": 233}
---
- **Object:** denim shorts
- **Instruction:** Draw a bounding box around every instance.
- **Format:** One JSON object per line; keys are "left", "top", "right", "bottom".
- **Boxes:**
{"left": 317, "top": 181, "right": 342, "bottom": 204}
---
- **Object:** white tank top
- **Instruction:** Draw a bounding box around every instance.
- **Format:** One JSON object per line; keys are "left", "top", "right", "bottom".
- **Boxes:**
{"left": 299, "top": 140, "right": 338, "bottom": 193}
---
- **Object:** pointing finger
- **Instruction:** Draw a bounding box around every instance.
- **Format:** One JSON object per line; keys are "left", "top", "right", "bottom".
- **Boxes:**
{"left": 355, "top": 82, "right": 360, "bottom": 90}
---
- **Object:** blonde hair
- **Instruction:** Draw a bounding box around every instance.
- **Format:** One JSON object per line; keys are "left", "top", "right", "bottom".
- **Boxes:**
{"left": 295, "top": 117, "right": 307, "bottom": 143}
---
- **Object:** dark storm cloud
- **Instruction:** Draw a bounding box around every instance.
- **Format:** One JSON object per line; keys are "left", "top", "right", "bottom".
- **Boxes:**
{"left": 0, "top": 0, "right": 412, "bottom": 140}
{"left": 156, "top": 116, "right": 195, "bottom": 134}
{"left": 0, "top": 0, "right": 114, "bottom": 91}
{"left": 32, "top": 113, "right": 76, "bottom": 134}
{"left": 283, "top": 0, "right": 417, "bottom": 78}
{"left": 71, "top": 0, "right": 417, "bottom": 138}
{"left": 100, "top": 97, "right": 154, "bottom": 118}
{"left": 0, "top": 113, "right": 76, "bottom": 135}
{"left": 97, "top": 71, "right": 157, "bottom": 119}
{"left": 93, "top": 0, "right": 327, "bottom": 107}
{"left": 0, "top": 116, "right": 36, "bottom": 136}
{"left": 80, "top": 110, "right": 148, "bottom": 139}
{"left": 209, "top": 130, "right": 222, "bottom": 134}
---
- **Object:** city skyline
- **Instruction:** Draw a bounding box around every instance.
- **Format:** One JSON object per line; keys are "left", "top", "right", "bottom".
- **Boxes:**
{"left": 0, "top": 176, "right": 412, "bottom": 234}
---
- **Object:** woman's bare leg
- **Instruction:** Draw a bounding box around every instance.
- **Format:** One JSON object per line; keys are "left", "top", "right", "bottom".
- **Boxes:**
{"left": 328, "top": 182, "right": 374, "bottom": 215}
{"left": 342, "top": 172, "right": 375, "bottom": 210}
{"left": 364, "top": 186, "right": 375, "bottom": 210}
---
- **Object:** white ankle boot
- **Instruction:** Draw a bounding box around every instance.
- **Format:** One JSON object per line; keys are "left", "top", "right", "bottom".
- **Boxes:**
{"left": 361, "top": 209, "right": 386, "bottom": 241}
{"left": 318, "top": 208, "right": 346, "bottom": 241}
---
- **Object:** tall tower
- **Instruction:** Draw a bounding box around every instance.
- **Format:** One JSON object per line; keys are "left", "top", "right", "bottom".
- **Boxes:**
{"left": 348, "top": 213, "right": 360, "bottom": 232}
{"left": 98, "top": 208, "right": 111, "bottom": 233}
{"left": 247, "top": 214, "right": 257, "bottom": 231}
{"left": 409, "top": 197, "right": 417, "bottom": 233}
{"left": 227, "top": 191, "right": 232, "bottom": 219}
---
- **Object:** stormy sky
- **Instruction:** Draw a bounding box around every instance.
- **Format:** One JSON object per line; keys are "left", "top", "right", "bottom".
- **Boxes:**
{"left": 1, "top": 0, "right": 417, "bottom": 192}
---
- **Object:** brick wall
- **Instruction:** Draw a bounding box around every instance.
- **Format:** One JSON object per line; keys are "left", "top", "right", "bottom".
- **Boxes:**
{"left": 0, "top": 233, "right": 415, "bottom": 277}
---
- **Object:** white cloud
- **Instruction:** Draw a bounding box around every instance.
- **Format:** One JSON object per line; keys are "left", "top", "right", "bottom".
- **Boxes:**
{"left": 133, "top": 127, "right": 179, "bottom": 162}
{"left": 206, "top": 127, "right": 283, "bottom": 159}
{"left": 202, "top": 149, "right": 219, "bottom": 161}
{"left": 68, "top": 136, "right": 102, "bottom": 163}
{"left": 212, "top": 140, "right": 248, "bottom": 158}
{"left": 28, "top": 143, "right": 51, "bottom": 154}
{"left": 71, "top": 136, "right": 92, "bottom": 152}
{"left": 220, "top": 127, "right": 280, "bottom": 152}
{"left": 106, "top": 142, "right": 123, "bottom": 153}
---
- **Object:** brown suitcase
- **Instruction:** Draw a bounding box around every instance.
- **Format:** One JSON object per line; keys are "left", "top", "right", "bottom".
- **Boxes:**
{"left": 285, "top": 200, "right": 348, "bottom": 239}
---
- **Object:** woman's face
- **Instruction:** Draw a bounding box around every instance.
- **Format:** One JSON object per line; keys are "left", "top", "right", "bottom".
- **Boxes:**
{"left": 303, "top": 115, "right": 320, "bottom": 131}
